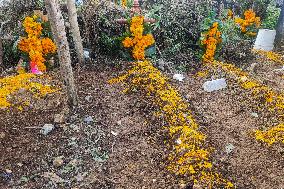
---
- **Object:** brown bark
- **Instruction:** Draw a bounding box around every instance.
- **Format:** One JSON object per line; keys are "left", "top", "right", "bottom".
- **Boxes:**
{"left": 0, "top": 37, "right": 3, "bottom": 72}
{"left": 275, "top": 2, "right": 284, "bottom": 51}
{"left": 45, "top": 0, "right": 78, "bottom": 107}
{"left": 67, "top": 0, "right": 85, "bottom": 64}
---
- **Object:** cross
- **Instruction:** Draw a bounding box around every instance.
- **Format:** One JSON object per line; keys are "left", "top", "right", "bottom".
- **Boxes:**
{"left": 116, "top": 0, "right": 156, "bottom": 24}
{"left": 116, "top": 0, "right": 156, "bottom": 60}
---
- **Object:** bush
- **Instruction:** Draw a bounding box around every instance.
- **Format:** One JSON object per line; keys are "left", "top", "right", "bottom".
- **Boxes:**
{"left": 262, "top": 2, "right": 281, "bottom": 30}
{"left": 219, "top": 11, "right": 256, "bottom": 67}
{"left": 142, "top": 0, "right": 211, "bottom": 59}
{"left": 82, "top": 0, "right": 126, "bottom": 58}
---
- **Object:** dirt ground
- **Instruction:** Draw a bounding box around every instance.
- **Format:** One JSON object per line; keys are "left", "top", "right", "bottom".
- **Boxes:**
{"left": 0, "top": 61, "right": 283, "bottom": 189}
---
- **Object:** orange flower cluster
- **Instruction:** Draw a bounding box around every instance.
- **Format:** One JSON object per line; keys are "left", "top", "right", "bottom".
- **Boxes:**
{"left": 122, "top": 16, "right": 155, "bottom": 60}
{"left": 201, "top": 22, "right": 222, "bottom": 62}
{"left": 235, "top": 9, "right": 260, "bottom": 35}
{"left": 18, "top": 16, "right": 57, "bottom": 72}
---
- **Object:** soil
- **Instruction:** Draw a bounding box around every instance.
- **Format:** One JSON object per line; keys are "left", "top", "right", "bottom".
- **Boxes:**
{"left": 0, "top": 60, "right": 283, "bottom": 189}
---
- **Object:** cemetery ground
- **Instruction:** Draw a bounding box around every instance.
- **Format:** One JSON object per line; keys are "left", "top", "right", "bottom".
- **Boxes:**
{"left": 0, "top": 56, "right": 283, "bottom": 189}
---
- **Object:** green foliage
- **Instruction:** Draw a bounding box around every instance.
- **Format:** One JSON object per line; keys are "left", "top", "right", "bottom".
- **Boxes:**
{"left": 3, "top": 39, "right": 21, "bottom": 68}
{"left": 218, "top": 10, "right": 255, "bottom": 67}
{"left": 262, "top": 3, "right": 280, "bottom": 30}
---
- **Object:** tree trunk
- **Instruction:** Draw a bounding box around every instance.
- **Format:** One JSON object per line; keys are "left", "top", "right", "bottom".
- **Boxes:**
{"left": 275, "top": 2, "right": 284, "bottom": 51}
{"left": 67, "top": 0, "right": 84, "bottom": 64}
{"left": 0, "top": 37, "right": 3, "bottom": 72}
{"left": 45, "top": 0, "right": 78, "bottom": 107}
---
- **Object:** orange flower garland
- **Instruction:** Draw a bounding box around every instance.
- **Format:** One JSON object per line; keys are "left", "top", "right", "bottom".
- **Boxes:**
{"left": 122, "top": 16, "right": 155, "bottom": 60}
{"left": 235, "top": 9, "right": 260, "bottom": 36}
{"left": 201, "top": 22, "right": 222, "bottom": 62}
{"left": 18, "top": 15, "right": 57, "bottom": 72}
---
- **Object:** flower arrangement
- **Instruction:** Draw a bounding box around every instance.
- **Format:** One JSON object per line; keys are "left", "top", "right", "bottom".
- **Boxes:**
{"left": 109, "top": 60, "right": 234, "bottom": 188}
{"left": 0, "top": 73, "right": 58, "bottom": 109}
{"left": 206, "top": 60, "right": 284, "bottom": 146}
{"left": 18, "top": 13, "right": 57, "bottom": 74}
{"left": 235, "top": 9, "right": 261, "bottom": 36}
{"left": 111, "top": 12, "right": 233, "bottom": 187}
{"left": 200, "top": 22, "right": 222, "bottom": 62}
{"left": 122, "top": 16, "right": 155, "bottom": 60}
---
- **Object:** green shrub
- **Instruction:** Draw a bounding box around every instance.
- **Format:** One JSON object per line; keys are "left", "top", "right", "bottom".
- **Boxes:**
{"left": 262, "top": 2, "right": 280, "bottom": 30}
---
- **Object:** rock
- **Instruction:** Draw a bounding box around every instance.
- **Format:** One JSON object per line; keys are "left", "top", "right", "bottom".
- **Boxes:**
{"left": 176, "top": 139, "right": 182, "bottom": 145}
{"left": 0, "top": 132, "right": 5, "bottom": 139}
{"left": 54, "top": 114, "right": 65, "bottom": 123}
{"left": 53, "top": 156, "right": 64, "bottom": 167}
{"left": 203, "top": 78, "right": 227, "bottom": 92}
{"left": 225, "top": 143, "right": 235, "bottom": 154}
{"left": 251, "top": 112, "right": 259, "bottom": 118}
{"left": 117, "top": 120, "right": 122, "bottom": 125}
{"left": 111, "top": 131, "right": 118, "bottom": 136}
{"left": 40, "top": 124, "right": 54, "bottom": 135}
{"left": 84, "top": 50, "right": 90, "bottom": 59}
{"left": 16, "top": 163, "right": 23, "bottom": 167}
{"left": 5, "top": 169, "right": 12, "bottom": 174}
{"left": 84, "top": 116, "right": 93, "bottom": 124}
{"left": 85, "top": 95, "right": 92, "bottom": 102}
{"left": 173, "top": 74, "right": 185, "bottom": 82}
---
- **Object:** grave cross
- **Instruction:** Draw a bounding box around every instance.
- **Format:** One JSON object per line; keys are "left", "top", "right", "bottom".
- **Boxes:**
{"left": 116, "top": 0, "right": 156, "bottom": 24}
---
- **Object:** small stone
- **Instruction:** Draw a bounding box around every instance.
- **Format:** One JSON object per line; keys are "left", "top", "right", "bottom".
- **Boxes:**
{"left": 225, "top": 143, "right": 235, "bottom": 154}
{"left": 203, "top": 78, "right": 227, "bottom": 92}
{"left": 152, "top": 179, "right": 156, "bottom": 182}
{"left": 85, "top": 95, "right": 92, "bottom": 102}
{"left": 173, "top": 74, "right": 185, "bottom": 82}
{"left": 40, "top": 124, "right": 54, "bottom": 135}
{"left": 180, "top": 183, "right": 187, "bottom": 188}
{"left": 5, "top": 169, "right": 12, "bottom": 174}
{"left": 84, "top": 116, "right": 93, "bottom": 124}
{"left": 54, "top": 114, "right": 65, "bottom": 123}
{"left": 176, "top": 139, "right": 182, "bottom": 145}
{"left": 17, "top": 163, "right": 23, "bottom": 167}
{"left": 111, "top": 131, "right": 118, "bottom": 136}
{"left": 84, "top": 50, "right": 90, "bottom": 59}
{"left": 0, "top": 132, "right": 5, "bottom": 139}
{"left": 251, "top": 112, "right": 259, "bottom": 118}
{"left": 53, "top": 156, "right": 64, "bottom": 167}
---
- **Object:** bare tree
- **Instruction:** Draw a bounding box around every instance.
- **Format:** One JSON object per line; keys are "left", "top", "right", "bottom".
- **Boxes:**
{"left": 45, "top": 0, "right": 78, "bottom": 106}
{"left": 67, "top": 0, "right": 84, "bottom": 64}
{"left": 275, "top": 1, "right": 284, "bottom": 51}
